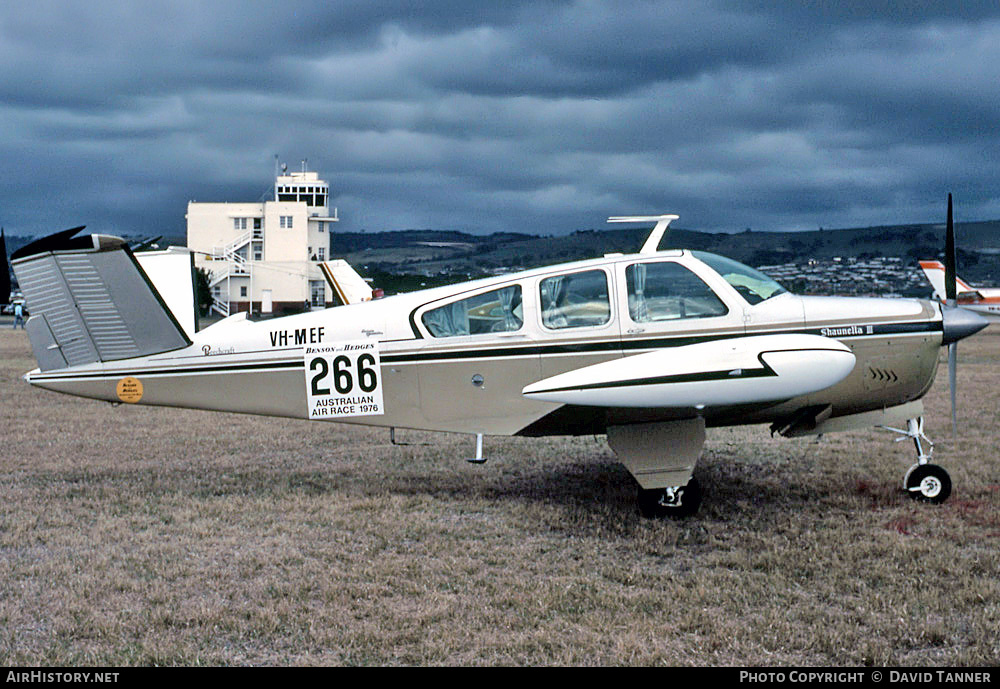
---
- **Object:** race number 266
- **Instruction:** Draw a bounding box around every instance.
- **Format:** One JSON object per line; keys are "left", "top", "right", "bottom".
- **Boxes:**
{"left": 304, "top": 343, "right": 384, "bottom": 419}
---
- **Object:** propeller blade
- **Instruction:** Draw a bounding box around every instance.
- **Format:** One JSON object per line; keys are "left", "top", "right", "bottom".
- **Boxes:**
{"left": 944, "top": 194, "right": 958, "bottom": 436}
{"left": 945, "top": 193, "right": 957, "bottom": 304}
{"left": 948, "top": 341, "right": 957, "bottom": 437}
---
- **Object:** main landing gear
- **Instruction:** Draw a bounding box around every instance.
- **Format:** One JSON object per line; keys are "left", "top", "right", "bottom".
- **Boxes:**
{"left": 607, "top": 418, "right": 707, "bottom": 520}
{"left": 637, "top": 477, "right": 703, "bottom": 519}
{"left": 882, "top": 417, "right": 952, "bottom": 504}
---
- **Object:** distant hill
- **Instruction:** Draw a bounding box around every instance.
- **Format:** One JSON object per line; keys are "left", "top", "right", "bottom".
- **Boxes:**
{"left": 8, "top": 221, "right": 1000, "bottom": 294}
{"left": 330, "top": 220, "right": 1000, "bottom": 285}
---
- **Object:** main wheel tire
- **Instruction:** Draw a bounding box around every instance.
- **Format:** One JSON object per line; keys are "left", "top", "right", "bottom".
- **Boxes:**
{"left": 638, "top": 477, "right": 702, "bottom": 519}
{"left": 905, "top": 463, "right": 952, "bottom": 504}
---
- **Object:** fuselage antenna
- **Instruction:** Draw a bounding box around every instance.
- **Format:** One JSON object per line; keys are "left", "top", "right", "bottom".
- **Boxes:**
{"left": 607, "top": 214, "right": 680, "bottom": 254}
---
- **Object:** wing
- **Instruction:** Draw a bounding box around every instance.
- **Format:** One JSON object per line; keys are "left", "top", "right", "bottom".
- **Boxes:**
{"left": 319, "top": 259, "right": 375, "bottom": 305}
{"left": 522, "top": 334, "right": 855, "bottom": 408}
{"left": 134, "top": 247, "right": 198, "bottom": 338}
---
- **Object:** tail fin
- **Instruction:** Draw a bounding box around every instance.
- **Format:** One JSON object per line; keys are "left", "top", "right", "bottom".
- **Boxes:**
{"left": 919, "top": 260, "right": 974, "bottom": 301}
{"left": 319, "top": 259, "right": 376, "bottom": 305}
{"left": 11, "top": 227, "right": 191, "bottom": 371}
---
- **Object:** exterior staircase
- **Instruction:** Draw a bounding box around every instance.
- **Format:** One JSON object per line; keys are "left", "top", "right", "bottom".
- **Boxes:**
{"left": 208, "top": 231, "right": 252, "bottom": 317}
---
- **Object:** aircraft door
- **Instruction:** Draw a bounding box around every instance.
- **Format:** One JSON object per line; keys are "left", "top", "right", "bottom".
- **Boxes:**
{"left": 535, "top": 267, "right": 621, "bottom": 380}
{"left": 414, "top": 282, "right": 545, "bottom": 434}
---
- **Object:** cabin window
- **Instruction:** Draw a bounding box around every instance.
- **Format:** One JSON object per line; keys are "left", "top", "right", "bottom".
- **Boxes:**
{"left": 692, "top": 251, "right": 787, "bottom": 305}
{"left": 539, "top": 270, "right": 611, "bottom": 330}
{"left": 626, "top": 262, "right": 727, "bottom": 322}
{"left": 422, "top": 285, "right": 523, "bottom": 337}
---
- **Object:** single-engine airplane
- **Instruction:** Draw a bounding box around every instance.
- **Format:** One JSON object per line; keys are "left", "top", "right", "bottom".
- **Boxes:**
{"left": 7, "top": 200, "right": 988, "bottom": 517}
{"left": 919, "top": 260, "right": 1000, "bottom": 321}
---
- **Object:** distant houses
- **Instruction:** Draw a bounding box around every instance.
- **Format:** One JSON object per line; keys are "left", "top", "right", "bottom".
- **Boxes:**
{"left": 759, "top": 256, "right": 928, "bottom": 297}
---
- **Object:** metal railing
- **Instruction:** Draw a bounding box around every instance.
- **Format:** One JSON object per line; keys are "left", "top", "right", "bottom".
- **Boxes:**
{"left": 208, "top": 231, "right": 253, "bottom": 317}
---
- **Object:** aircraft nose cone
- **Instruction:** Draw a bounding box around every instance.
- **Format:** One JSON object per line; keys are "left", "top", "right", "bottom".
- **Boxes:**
{"left": 941, "top": 305, "right": 989, "bottom": 345}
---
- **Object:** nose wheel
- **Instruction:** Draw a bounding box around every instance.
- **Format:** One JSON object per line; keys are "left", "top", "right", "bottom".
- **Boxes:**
{"left": 904, "top": 463, "right": 952, "bottom": 504}
{"left": 880, "top": 417, "right": 953, "bottom": 505}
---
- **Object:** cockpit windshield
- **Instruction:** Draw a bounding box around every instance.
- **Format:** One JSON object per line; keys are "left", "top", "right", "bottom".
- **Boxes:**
{"left": 692, "top": 251, "right": 787, "bottom": 305}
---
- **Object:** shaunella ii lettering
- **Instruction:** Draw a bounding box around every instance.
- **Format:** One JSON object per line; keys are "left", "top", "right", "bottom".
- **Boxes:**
{"left": 820, "top": 324, "right": 873, "bottom": 337}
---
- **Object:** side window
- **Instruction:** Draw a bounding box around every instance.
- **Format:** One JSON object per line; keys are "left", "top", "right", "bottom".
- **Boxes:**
{"left": 626, "top": 262, "right": 728, "bottom": 322}
{"left": 539, "top": 270, "right": 611, "bottom": 330}
{"left": 422, "top": 285, "right": 523, "bottom": 337}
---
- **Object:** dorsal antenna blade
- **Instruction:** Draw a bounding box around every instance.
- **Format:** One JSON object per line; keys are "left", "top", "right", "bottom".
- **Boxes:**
{"left": 607, "top": 214, "right": 680, "bottom": 254}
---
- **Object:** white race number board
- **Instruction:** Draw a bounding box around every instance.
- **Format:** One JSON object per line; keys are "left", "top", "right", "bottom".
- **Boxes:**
{"left": 304, "top": 342, "right": 384, "bottom": 419}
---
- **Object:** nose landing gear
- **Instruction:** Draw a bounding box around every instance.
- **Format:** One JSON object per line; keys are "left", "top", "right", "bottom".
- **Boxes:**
{"left": 904, "top": 463, "right": 952, "bottom": 504}
{"left": 880, "top": 417, "right": 952, "bottom": 504}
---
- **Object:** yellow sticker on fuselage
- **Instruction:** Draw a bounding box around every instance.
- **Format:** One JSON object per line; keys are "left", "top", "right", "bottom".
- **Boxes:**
{"left": 116, "top": 377, "right": 143, "bottom": 403}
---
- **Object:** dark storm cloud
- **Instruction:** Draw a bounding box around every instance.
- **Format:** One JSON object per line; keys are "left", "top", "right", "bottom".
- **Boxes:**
{"left": 2, "top": 1, "right": 999, "bottom": 238}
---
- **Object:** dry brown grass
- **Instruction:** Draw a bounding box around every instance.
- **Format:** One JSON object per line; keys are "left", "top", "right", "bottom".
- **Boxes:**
{"left": 1, "top": 323, "right": 998, "bottom": 666}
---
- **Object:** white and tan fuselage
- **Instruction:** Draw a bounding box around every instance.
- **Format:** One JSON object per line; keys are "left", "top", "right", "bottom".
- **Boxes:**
{"left": 25, "top": 251, "right": 944, "bottom": 437}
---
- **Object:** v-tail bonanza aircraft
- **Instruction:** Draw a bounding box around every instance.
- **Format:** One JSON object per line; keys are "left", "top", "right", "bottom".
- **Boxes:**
{"left": 6, "top": 201, "right": 988, "bottom": 517}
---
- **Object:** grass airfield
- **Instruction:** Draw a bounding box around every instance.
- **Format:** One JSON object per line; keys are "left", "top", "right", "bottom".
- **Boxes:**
{"left": 1, "top": 323, "right": 997, "bottom": 666}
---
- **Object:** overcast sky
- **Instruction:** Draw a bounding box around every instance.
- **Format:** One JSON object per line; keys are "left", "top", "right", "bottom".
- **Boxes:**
{"left": 2, "top": 1, "right": 1000, "bottom": 237}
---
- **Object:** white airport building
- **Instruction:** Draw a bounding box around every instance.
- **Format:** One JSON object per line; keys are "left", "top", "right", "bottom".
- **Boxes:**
{"left": 186, "top": 166, "right": 339, "bottom": 316}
